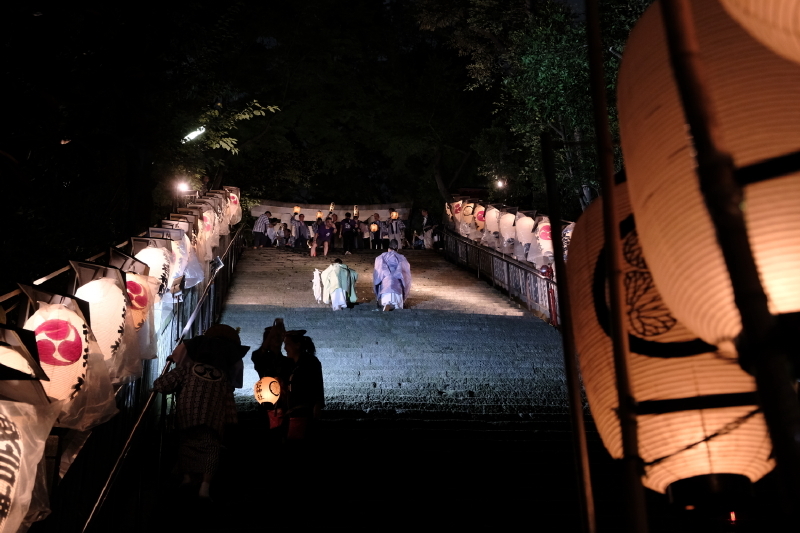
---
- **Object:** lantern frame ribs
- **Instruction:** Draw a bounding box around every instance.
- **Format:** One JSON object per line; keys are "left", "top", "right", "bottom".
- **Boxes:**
{"left": 660, "top": 0, "right": 800, "bottom": 508}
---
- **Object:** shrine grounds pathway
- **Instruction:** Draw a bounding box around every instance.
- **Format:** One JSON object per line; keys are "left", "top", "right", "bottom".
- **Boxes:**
{"left": 149, "top": 246, "right": 782, "bottom": 532}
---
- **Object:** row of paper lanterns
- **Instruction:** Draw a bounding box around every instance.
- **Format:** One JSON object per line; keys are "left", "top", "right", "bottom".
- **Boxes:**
{"left": 565, "top": 0, "right": 796, "bottom": 494}
{"left": 446, "top": 198, "right": 573, "bottom": 270}
{"left": 0, "top": 186, "right": 241, "bottom": 531}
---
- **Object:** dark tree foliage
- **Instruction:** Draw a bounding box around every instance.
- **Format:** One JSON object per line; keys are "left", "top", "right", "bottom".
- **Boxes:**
{"left": 416, "top": 0, "right": 652, "bottom": 220}
{"left": 0, "top": 1, "right": 495, "bottom": 293}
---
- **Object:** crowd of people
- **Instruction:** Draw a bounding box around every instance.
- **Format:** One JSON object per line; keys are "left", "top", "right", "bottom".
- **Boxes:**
{"left": 251, "top": 208, "right": 441, "bottom": 255}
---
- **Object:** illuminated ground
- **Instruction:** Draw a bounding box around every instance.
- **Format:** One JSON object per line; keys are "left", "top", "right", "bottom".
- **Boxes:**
{"left": 224, "top": 246, "right": 569, "bottom": 418}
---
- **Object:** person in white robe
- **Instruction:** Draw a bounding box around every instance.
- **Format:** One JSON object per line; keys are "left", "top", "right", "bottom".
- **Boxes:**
{"left": 321, "top": 259, "right": 358, "bottom": 311}
{"left": 372, "top": 240, "right": 412, "bottom": 311}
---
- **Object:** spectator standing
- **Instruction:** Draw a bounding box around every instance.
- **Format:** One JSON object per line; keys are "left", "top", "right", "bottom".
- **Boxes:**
{"left": 283, "top": 331, "right": 324, "bottom": 440}
{"left": 153, "top": 324, "right": 248, "bottom": 499}
{"left": 340, "top": 212, "right": 356, "bottom": 255}
{"left": 371, "top": 213, "right": 386, "bottom": 250}
{"left": 252, "top": 211, "right": 272, "bottom": 249}
{"left": 290, "top": 213, "right": 310, "bottom": 249}
{"left": 420, "top": 209, "right": 439, "bottom": 250}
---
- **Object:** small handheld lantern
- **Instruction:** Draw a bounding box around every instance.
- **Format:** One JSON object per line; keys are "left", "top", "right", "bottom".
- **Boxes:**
{"left": 254, "top": 376, "right": 281, "bottom": 405}
{"left": 329, "top": 202, "right": 335, "bottom": 213}
{"left": 390, "top": 210, "right": 399, "bottom": 220}
{"left": 353, "top": 205, "right": 359, "bottom": 217}
{"left": 293, "top": 206, "right": 301, "bottom": 215}
{"left": 316, "top": 211, "right": 324, "bottom": 220}
{"left": 370, "top": 223, "right": 379, "bottom": 233}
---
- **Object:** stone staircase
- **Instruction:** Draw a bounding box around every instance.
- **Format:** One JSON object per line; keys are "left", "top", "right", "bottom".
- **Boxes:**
{"left": 222, "top": 247, "right": 569, "bottom": 420}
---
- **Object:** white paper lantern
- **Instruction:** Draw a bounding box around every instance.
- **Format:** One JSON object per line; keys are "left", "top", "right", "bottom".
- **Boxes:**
{"left": 75, "top": 278, "right": 127, "bottom": 362}
{"left": 498, "top": 212, "right": 516, "bottom": 241}
{"left": 254, "top": 376, "right": 281, "bottom": 405}
{"left": 720, "top": 0, "right": 800, "bottom": 66}
{"left": 125, "top": 274, "right": 159, "bottom": 330}
{"left": 452, "top": 200, "right": 464, "bottom": 224}
{"left": 135, "top": 247, "right": 172, "bottom": 296}
{"left": 619, "top": 0, "right": 800, "bottom": 348}
{"left": 23, "top": 303, "right": 89, "bottom": 400}
{"left": 474, "top": 204, "right": 486, "bottom": 231}
{"left": 515, "top": 214, "right": 536, "bottom": 246}
{"left": 484, "top": 206, "right": 500, "bottom": 233}
{"left": 566, "top": 181, "right": 774, "bottom": 493}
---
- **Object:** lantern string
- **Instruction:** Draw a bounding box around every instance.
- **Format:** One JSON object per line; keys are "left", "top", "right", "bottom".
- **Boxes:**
{"left": 643, "top": 408, "right": 762, "bottom": 468}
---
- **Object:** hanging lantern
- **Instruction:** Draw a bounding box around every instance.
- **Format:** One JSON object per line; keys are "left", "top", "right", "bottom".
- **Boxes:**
{"left": 498, "top": 212, "right": 516, "bottom": 242}
{"left": 452, "top": 200, "right": 463, "bottom": 224}
{"left": 353, "top": 205, "right": 359, "bottom": 217}
{"left": 474, "top": 204, "right": 486, "bottom": 231}
{"left": 125, "top": 274, "right": 159, "bottom": 331}
{"left": 527, "top": 216, "right": 554, "bottom": 266}
{"left": 370, "top": 223, "right": 379, "bottom": 233}
{"left": 720, "top": 0, "right": 800, "bottom": 66}
{"left": 75, "top": 278, "right": 127, "bottom": 363}
{"left": 484, "top": 206, "right": 500, "bottom": 234}
{"left": 293, "top": 205, "right": 301, "bottom": 215}
{"left": 134, "top": 247, "right": 172, "bottom": 296}
{"left": 514, "top": 214, "right": 536, "bottom": 247}
{"left": 390, "top": 209, "right": 399, "bottom": 220}
{"left": 565, "top": 180, "right": 773, "bottom": 493}
{"left": 254, "top": 376, "right": 281, "bottom": 405}
{"left": 23, "top": 303, "right": 89, "bottom": 401}
{"left": 618, "top": 0, "right": 800, "bottom": 348}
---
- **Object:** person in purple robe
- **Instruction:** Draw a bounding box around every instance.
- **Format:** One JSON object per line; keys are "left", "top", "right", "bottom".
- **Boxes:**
{"left": 372, "top": 239, "right": 412, "bottom": 311}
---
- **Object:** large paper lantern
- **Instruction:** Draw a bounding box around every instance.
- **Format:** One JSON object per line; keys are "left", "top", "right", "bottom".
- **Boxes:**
{"left": 514, "top": 213, "right": 536, "bottom": 261}
{"left": 23, "top": 303, "right": 89, "bottom": 400}
{"left": 474, "top": 204, "right": 486, "bottom": 231}
{"left": 720, "top": 0, "right": 800, "bottom": 66}
{"left": 75, "top": 278, "right": 127, "bottom": 362}
{"left": 527, "top": 216, "right": 554, "bottom": 266}
{"left": 254, "top": 376, "right": 281, "bottom": 405}
{"left": 566, "top": 181, "right": 773, "bottom": 493}
{"left": 125, "top": 274, "right": 159, "bottom": 330}
{"left": 225, "top": 186, "right": 242, "bottom": 225}
{"left": 498, "top": 211, "right": 516, "bottom": 241}
{"left": 618, "top": 0, "right": 800, "bottom": 348}
{"left": 135, "top": 246, "right": 172, "bottom": 296}
{"left": 484, "top": 206, "right": 500, "bottom": 234}
{"left": 452, "top": 200, "right": 463, "bottom": 224}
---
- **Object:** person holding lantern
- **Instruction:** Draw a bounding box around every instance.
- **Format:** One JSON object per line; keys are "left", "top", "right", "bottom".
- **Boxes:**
{"left": 370, "top": 213, "right": 387, "bottom": 250}
{"left": 386, "top": 210, "right": 406, "bottom": 250}
{"left": 340, "top": 212, "right": 356, "bottom": 255}
{"left": 373, "top": 239, "right": 412, "bottom": 311}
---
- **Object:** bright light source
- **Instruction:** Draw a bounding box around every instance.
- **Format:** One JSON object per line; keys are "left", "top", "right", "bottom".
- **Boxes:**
{"left": 182, "top": 126, "right": 206, "bottom": 143}
{"left": 496, "top": 180, "right": 505, "bottom": 189}
{"left": 177, "top": 183, "right": 190, "bottom": 192}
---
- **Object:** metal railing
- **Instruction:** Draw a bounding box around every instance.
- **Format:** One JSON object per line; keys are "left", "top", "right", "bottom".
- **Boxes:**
{"left": 441, "top": 228, "right": 560, "bottom": 325}
{"left": 22, "top": 226, "right": 246, "bottom": 533}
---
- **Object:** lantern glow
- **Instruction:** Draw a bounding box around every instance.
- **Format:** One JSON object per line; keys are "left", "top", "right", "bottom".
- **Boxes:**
{"left": 353, "top": 205, "right": 359, "bottom": 217}
{"left": 254, "top": 376, "right": 281, "bottom": 405}
{"left": 182, "top": 126, "right": 205, "bottom": 143}
{"left": 618, "top": 0, "right": 800, "bottom": 347}
{"left": 565, "top": 181, "right": 774, "bottom": 493}
{"left": 23, "top": 303, "right": 89, "bottom": 400}
{"left": 316, "top": 211, "right": 324, "bottom": 220}
{"left": 74, "top": 278, "right": 127, "bottom": 362}
{"left": 293, "top": 206, "right": 301, "bottom": 215}
{"left": 370, "top": 223, "right": 379, "bottom": 233}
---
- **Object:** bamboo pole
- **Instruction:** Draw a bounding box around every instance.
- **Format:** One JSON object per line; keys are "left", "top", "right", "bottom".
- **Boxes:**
{"left": 660, "top": 0, "right": 800, "bottom": 509}
{"left": 585, "top": 2, "right": 650, "bottom": 532}
{"left": 542, "top": 133, "right": 597, "bottom": 533}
